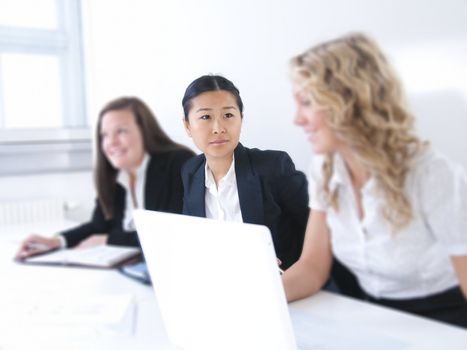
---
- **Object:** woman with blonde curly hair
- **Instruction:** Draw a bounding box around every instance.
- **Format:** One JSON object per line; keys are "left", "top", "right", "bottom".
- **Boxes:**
{"left": 282, "top": 33, "right": 467, "bottom": 327}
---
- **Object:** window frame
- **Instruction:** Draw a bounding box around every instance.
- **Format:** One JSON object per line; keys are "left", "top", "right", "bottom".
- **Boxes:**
{"left": 0, "top": 0, "right": 91, "bottom": 175}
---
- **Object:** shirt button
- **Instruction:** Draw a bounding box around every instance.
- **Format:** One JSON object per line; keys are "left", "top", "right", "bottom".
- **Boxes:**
{"left": 361, "top": 226, "right": 368, "bottom": 237}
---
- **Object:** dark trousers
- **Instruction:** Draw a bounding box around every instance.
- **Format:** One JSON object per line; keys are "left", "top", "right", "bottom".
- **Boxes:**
{"left": 328, "top": 257, "right": 365, "bottom": 300}
{"left": 366, "top": 286, "right": 467, "bottom": 329}
{"left": 328, "top": 258, "right": 467, "bottom": 328}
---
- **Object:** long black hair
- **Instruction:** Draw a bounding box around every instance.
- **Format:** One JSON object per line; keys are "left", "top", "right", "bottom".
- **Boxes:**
{"left": 182, "top": 75, "right": 244, "bottom": 120}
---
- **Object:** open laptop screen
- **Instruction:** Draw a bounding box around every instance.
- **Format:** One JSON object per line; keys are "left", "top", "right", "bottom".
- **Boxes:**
{"left": 133, "top": 209, "right": 297, "bottom": 350}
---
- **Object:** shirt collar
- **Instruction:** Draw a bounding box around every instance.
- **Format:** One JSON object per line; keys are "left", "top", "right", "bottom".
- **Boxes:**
{"left": 329, "top": 154, "right": 347, "bottom": 192}
{"left": 205, "top": 156, "right": 236, "bottom": 190}
{"left": 330, "top": 153, "right": 375, "bottom": 194}
{"left": 116, "top": 153, "right": 150, "bottom": 189}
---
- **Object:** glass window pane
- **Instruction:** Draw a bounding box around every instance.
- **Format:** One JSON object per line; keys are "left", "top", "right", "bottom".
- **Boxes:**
{"left": 0, "top": 0, "right": 57, "bottom": 29}
{"left": 2, "top": 53, "right": 62, "bottom": 128}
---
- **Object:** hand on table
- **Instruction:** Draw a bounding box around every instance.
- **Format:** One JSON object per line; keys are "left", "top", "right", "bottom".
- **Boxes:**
{"left": 15, "top": 234, "right": 61, "bottom": 260}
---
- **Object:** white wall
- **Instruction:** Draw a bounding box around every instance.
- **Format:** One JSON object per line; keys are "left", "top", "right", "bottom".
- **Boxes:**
{"left": 2, "top": 0, "right": 466, "bottom": 220}
{"left": 0, "top": 171, "right": 94, "bottom": 221}
{"left": 82, "top": 0, "right": 467, "bottom": 172}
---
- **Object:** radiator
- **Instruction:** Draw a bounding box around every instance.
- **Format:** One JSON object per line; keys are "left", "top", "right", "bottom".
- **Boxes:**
{"left": 0, "top": 199, "right": 66, "bottom": 225}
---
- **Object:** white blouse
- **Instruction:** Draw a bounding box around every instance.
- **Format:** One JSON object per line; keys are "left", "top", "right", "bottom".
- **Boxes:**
{"left": 308, "top": 147, "right": 467, "bottom": 299}
{"left": 117, "top": 153, "right": 150, "bottom": 232}
{"left": 204, "top": 157, "right": 243, "bottom": 223}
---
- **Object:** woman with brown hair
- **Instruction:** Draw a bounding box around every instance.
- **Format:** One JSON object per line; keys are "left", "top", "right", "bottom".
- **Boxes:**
{"left": 16, "top": 96, "right": 194, "bottom": 257}
{"left": 282, "top": 33, "right": 467, "bottom": 327}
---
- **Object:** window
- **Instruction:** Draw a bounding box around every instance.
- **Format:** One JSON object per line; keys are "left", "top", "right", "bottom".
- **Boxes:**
{"left": 0, "top": 0, "right": 91, "bottom": 175}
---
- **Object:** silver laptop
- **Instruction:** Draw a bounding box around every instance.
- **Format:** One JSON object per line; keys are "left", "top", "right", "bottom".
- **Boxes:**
{"left": 133, "top": 209, "right": 297, "bottom": 350}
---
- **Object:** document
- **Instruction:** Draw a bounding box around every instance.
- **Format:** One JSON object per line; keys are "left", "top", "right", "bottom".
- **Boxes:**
{"left": 0, "top": 294, "right": 136, "bottom": 343}
{"left": 22, "top": 245, "right": 141, "bottom": 268}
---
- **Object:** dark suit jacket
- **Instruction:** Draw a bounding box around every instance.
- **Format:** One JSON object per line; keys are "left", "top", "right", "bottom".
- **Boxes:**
{"left": 61, "top": 149, "right": 194, "bottom": 248}
{"left": 181, "top": 143, "right": 309, "bottom": 269}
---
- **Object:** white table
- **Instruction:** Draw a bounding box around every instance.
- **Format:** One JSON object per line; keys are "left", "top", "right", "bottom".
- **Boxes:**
{"left": 1, "top": 221, "right": 467, "bottom": 349}
{"left": 289, "top": 292, "right": 467, "bottom": 349}
{"left": 0, "top": 221, "right": 170, "bottom": 350}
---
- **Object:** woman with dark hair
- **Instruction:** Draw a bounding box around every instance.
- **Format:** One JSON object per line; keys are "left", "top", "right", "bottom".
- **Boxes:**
{"left": 16, "top": 97, "right": 194, "bottom": 258}
{"left": 181, "top": 75, "right": 309, "bottom": 269}
{"left": 283, "top": 33, "right": 467, "bottom": 327}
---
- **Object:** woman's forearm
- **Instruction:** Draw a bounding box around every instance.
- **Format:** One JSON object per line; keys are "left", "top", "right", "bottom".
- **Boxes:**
{"left": 282, "top": 257, "right": 328, "bottom": 302}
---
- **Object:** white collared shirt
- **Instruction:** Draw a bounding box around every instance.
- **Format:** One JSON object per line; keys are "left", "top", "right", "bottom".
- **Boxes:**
{"left": 205, "top": 157, "right": 243, "bottom": 223}
{"left": 57, "top": 154, "right": 150, "bottom": 248}
{"left": 308, "top": 148, "right": 467, "bottom": 299}
{"left": 117, "top": 153, "right": 150, "bottom": 231}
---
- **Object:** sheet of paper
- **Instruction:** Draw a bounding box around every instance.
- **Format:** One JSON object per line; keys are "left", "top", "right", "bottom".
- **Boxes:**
{"left": 0, "top": 294, "right": 136, "bottom": 343}
{"left": 289, "top": 308, "right": 409, "bottom": 350}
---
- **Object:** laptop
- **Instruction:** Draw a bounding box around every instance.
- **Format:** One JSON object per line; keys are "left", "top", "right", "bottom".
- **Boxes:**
{"left": 133, "top": 209, "right": 297, "bottom": 350}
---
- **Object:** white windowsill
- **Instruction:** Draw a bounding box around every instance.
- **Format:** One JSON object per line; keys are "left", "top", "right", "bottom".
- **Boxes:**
{"left": 0, "top": 128, "right": 92, "bottom": 143}
{"left": 0, "top": 128, "right": 93, "bottom": 175}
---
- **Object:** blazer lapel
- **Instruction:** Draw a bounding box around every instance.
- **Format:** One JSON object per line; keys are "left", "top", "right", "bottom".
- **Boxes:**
{"left": 185, "top": 160, "right": 206, "bottom": 217}
{"left": 235, "top": 144, "right": 264, "bottom": 225}
{"left": 144, "top": 156, "right": 165, "bottom": 210}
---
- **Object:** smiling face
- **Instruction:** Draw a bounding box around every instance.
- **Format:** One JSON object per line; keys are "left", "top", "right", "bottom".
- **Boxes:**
{"left": 100, "top": 109, "right": 145, "bottom": 173}
{"left": 184, "top": 90, "right": 242, "bottom": 162}
{"left": 292, "top": 85, "right": 341, "bottom": 154}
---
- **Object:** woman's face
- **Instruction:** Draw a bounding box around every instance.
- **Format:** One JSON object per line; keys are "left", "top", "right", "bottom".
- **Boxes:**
{"left": 100, "top": 109, "right": 145, "bottom": 173}
{"left": 292, "top": 85, "right": 341, "bottom": 154}
{"left": 184, "top": 90, "right": 242, "bottom": 162}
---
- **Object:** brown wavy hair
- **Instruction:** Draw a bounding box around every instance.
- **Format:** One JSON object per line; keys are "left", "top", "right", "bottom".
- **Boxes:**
{"left": 290, "top": 33, "right": 426, "bottom": 231}
{"left": 95, "top": 97, "right": 194, "bottom": 219}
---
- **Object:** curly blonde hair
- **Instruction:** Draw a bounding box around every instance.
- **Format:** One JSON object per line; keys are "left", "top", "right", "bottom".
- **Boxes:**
{"left": 290, "top": 33, "right": 425, "bottom": 231}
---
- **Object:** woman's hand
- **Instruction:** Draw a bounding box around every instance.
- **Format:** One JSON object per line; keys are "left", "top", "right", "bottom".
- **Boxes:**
{"left": 15, "top": 234, "right": 62, "bottom": 260}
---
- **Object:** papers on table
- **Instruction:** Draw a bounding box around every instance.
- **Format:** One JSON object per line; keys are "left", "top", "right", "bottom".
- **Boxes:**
{"left": 0, "top": 294, "right": 136, "bottom": 343}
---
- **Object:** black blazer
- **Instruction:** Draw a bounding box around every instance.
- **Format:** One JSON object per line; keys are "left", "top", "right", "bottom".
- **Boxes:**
{"left": 181, "top": 143, "right": 309, "bottom": 269}
{"left": 61, "top": 149, "right": 194, "bottom": 248}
